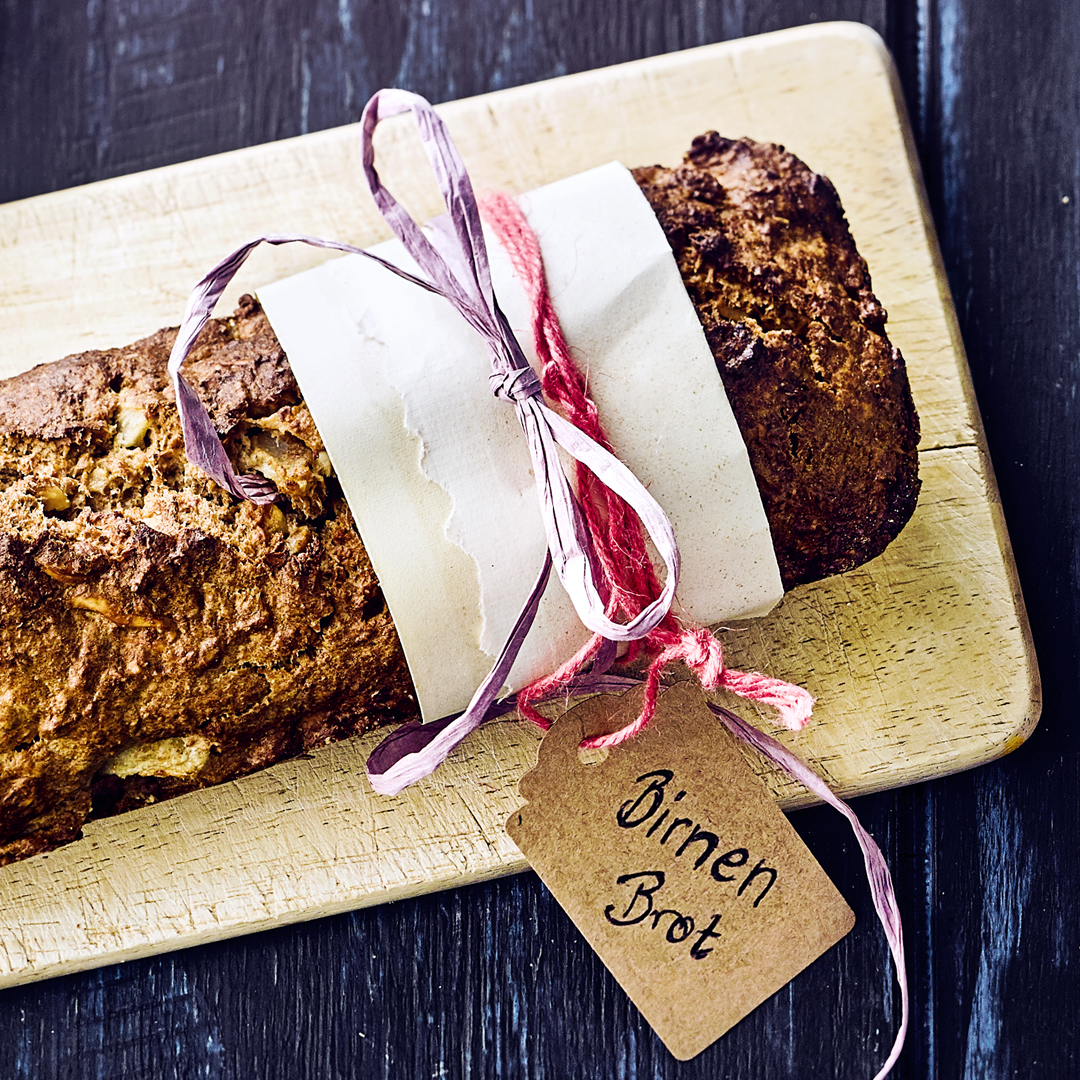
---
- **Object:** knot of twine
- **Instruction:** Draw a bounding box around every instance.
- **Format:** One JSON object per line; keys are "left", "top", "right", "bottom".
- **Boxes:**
{"left": 661, "top": 626, "right": 726, "bottom": 688}
{"left": 489, "top": 366, "right": 542, "bottom": 403}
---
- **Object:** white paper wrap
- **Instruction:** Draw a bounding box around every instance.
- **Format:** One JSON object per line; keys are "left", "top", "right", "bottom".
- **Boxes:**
{"left": 258, "top": 162, "right": 783, "bottom": 721}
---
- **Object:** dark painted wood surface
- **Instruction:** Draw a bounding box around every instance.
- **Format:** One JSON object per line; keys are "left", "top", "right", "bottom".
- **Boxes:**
{"left": 0, "top": 1, "right": 1076, "bottom": 1076}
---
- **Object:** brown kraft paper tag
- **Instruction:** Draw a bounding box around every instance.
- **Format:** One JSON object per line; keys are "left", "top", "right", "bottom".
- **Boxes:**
{"left": 506, "top": 683, "right": 856, "bottom": 1061}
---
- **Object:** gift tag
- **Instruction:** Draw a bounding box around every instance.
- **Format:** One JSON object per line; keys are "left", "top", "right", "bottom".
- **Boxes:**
{"left": 507, "top": 683, "right": 855, "bottom": 1060}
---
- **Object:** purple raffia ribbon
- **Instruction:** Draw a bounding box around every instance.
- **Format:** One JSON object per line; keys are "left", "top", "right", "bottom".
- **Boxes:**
{"left": 709, "top": 703, "right": 909, "bottom": 1080}
{"left": 166, "top": 89, "right": 680, "bottom": 796}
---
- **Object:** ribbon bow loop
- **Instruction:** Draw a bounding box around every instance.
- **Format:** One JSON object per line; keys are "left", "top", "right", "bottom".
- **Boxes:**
{"left": 360, "top": 89, "right": 496, "bottom": 330}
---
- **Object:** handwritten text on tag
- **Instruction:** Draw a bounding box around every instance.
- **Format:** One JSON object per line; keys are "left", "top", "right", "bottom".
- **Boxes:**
{"left": 507, "top": 684, "right": 855, "bottom": 1060}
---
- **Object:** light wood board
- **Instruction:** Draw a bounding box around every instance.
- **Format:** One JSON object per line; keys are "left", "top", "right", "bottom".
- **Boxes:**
{"left": 0, "top": 22, "right": 1039, "bottom": 987}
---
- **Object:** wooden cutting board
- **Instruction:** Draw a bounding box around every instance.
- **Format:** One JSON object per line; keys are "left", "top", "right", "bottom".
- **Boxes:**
{"left": 0, "top": 22, "right": 1039, "bottom": 987}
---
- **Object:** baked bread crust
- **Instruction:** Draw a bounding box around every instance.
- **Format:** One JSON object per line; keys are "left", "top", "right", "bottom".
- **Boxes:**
{"left": 0, "top": 296, "right": 416, "bottom": 864}
{"left": 633, "top": 133, "right": 920, "bottom": 588}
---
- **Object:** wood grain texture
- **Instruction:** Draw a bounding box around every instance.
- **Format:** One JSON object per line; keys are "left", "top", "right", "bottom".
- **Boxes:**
{"left": 0, "top": 0, "right": 1077, "bottom": 1077}
{"left": 0, "top": 0, "right": 891, "bottom": 205}
{"left": 899, "top": 1, "right": 1080, "bottom": 1077}
{"left": 0, "top": 23, "right": 1038, "bottom": 995}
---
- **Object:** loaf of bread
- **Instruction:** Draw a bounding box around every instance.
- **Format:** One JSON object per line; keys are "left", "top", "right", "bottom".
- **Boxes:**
{"left": 0, "top": 136, "right": 919, "bottom": 864}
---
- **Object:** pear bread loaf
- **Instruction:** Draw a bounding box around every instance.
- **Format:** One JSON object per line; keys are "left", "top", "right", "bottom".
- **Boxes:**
{"left": 0, "top": 135, "right": 919, "bottom": 864}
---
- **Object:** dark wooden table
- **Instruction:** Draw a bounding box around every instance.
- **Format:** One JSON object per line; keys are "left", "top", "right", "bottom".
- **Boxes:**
{"left": 1, "top": 2, "right": 1076, "bottom": 1077}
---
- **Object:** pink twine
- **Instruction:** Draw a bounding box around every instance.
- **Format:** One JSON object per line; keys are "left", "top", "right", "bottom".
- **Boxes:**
{"left": 478, "top": 191, "right": 815, "bottom": 746}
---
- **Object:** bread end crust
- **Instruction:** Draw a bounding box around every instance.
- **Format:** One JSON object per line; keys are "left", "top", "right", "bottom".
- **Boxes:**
{"left": 633, "top": 132, "right": 920, "bottom": 588}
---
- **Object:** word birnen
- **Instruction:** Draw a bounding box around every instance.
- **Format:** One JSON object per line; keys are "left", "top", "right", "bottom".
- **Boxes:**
{"left": 616, "top": 769, "right": 777, "bottom": 906}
